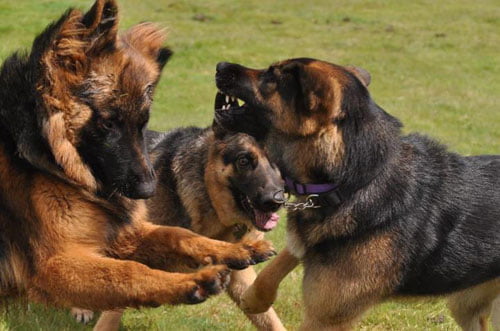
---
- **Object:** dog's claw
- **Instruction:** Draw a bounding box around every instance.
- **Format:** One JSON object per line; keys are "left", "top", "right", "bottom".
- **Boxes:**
{"left": 70, "top": 308, "right": 94, "bottom": 324}
{"left": 184, "top": 265, "right": 230, "bottom": 304}
{"left": 221, "top": 239, "right": 275, "bottom": 269}
{"left": 186, "top": 285, "right": 207, "bottom": 304}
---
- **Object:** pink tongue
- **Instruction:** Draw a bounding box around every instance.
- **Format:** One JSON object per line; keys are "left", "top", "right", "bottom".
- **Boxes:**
{"left": 254, "top": 210, "right": 280, "bottom": 230}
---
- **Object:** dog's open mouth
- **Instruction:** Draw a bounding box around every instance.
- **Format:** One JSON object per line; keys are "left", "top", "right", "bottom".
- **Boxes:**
{"left": 213, "top": 91, "right": 268, "bottom": 139}
{"left": 238, "top": 193, "right": 280, "bottom": 232}
{"left": 214, "top": 91, "right": 248, "bottom": 114}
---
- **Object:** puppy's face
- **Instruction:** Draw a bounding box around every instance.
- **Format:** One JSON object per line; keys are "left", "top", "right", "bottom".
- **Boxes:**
{"left": 209, "top": 124, "right": 285, "bottom": 231}
{"left": 214, "top": 58, "right": 371, "bottom": 138}
{"left": 35, "top": 0, "right": 172, "bottom": 199}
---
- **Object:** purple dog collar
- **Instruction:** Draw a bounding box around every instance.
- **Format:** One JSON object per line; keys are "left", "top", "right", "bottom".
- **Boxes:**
{"left": 285, "top": 177, "right": 338, "bottom": 195}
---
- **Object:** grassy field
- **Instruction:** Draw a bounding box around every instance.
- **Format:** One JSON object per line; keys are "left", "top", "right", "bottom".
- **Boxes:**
{"left": 0, "top": 0, "right": 499, "bottom": 330}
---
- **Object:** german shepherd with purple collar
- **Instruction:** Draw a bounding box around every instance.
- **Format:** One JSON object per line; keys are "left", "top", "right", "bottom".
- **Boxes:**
{"left": 214, "top": 58, "right": 500, "bottom": 330}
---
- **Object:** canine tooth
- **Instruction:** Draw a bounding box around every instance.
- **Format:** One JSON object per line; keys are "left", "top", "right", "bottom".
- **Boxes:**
{"left": 231, "top": 97, "right": 237, "bottom": 102}
{"left": 225, "top": 95, "right": 230, "bottom": 103}
{"left": 222, "top": 105, "right": 227, "bottom": 110}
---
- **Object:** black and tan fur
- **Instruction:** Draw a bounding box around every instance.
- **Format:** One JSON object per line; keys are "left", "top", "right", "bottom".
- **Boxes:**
{"left": 214, "top": 59, "right": 500, "bottom": 330}
{"left": 93, "top": 123, "right": 286, "bottom": 330}
{"left": 0, "top": 0, "right": 275, "bottom": 312}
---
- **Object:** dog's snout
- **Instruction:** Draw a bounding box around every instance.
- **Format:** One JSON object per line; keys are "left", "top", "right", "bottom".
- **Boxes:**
{"left": 255, "top": 191, "right": 283, "bottom": 213}
{"left": 126, "top": 168, "right": 157, "bottom": 199}
{"left": 132, "top": 178, "right": 157, "bottom": 199}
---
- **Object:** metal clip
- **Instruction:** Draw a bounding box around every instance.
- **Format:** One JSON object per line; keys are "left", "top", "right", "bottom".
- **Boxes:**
{"left": 283, "top": 194, "right": 322, "bottom": 211}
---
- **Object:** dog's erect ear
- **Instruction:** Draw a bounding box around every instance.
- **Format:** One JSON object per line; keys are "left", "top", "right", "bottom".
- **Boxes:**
{"left": 282, "top": 61, "right": 333, "bottom": 115}
{"left": 121, "top": 23, "right": 171, "bottom": 70}
{"left": 81, "top": 0, "right": 119, "bottom": 53}
{"left": 40, "top": 0, "right": 119, "bottom": 73}
{"left": 345, "top": 66, "right": 371, "bottom": 87}
{"left": 157, "top": 47, "right": 174, "bottom": 71}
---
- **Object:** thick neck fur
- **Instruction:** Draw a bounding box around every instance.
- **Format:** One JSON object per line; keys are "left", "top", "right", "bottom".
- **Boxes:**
{"left": 270, "top": 92, "right": 404, "bottom": 249}
{"left": 0, "top": 54, "right": 56, "bottom": 173}
{"left": 268, "top": 100, "right": 402, "bottom": 202}
{"left": 337, "top": 100, "right": 403, "bottom": 196}
{"left": 0, "top": 12, "right": 71, "bottom": 176}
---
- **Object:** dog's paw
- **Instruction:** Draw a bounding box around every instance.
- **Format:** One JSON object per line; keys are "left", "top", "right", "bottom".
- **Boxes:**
{"left": 223, "top": 239, "right": 276, "bottom": 270}
{"left": 70, "top": 307, "right": 94, "bottom": 324}
{"left": 240, "top": 283, "right": 276, "bottom": 314}
{"left": 185, "top": 265, "right": 231, "bottom": 304}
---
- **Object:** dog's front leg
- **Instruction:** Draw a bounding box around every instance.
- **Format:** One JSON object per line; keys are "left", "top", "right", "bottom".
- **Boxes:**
{"left": 228, "top": 266, "right": 286, "bottom": 331}
{"left": 125, "top": 224, "right": 276, "bottom": 270}
{"left": 240, "top": 247, "right": 299, "bottom": 314}
{"left": 29, "top": 252, "right": 230, "bottom": 311}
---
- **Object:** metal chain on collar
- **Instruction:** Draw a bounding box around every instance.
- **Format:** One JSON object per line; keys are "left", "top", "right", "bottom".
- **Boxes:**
{"left": 283, "top": 193, "right": 322, "bottom": 211}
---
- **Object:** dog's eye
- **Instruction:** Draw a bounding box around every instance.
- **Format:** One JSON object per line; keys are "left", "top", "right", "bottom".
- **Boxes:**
{"left": 101, "top": 120, "right": 115, "bottom": 131}
{"left": 236, "top": 156, "right": 251, "bottom": 169}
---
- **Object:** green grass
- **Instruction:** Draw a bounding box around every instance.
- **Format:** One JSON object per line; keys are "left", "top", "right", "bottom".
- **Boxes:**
{"left": 0, "top": 0, "right": 499, "bottom": 329}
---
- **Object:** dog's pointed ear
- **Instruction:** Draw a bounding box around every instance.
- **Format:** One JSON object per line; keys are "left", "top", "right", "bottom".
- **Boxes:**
{"left": 345, "top": 66, "right": 371, "bottom": 87}
{"left": 121, "top": 23, "right": 171, "bottom": 71}
{"left": 282, "top": 61, "right": 329, "bottom": 115}
{"left": 39, "top": 0, "right": 119, "bottom": 73}
{"left": 157, "top": 47, "right": 174, "bottom": 71}
{"left": 212, "top": 119, "right": 229, "bottom": 140}
{"left": 81, "top": 0, "right": 119, "bottom": 54}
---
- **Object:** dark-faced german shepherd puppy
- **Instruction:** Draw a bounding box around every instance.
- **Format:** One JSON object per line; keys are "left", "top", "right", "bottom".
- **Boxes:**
{"left": 214, "top": 59, "right": 500, "bottom": 330}
{"left": 0, "top": 0, "right": 275, "bottom": 312}
{"left": 93, "top": 121, "right": 286, "bottom": 330}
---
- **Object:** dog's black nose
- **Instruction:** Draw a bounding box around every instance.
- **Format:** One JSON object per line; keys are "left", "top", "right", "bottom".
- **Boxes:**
{"left": 255, "top": 191, "right": 284, "bottom": 213}
{"left": 126, "top": 169, "right": 157, "bottom": 199}
{"left": 216, "top": 62, "right": 231, "bottom": 73}
{"left": 272, "top": 190, "right": 286, "bottom": 204}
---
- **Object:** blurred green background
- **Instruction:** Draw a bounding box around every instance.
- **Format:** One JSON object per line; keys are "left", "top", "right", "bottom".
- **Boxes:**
{"left": 0, "top": 0, "right": 498, "bottom": 329}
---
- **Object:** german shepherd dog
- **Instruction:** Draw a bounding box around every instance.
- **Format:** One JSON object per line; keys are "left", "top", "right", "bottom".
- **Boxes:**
{"left": 214, "top": 59, "right": 500, "bottom": 330}
{"left": 92, "top": 121, "right": 286, "bottom": 330}
{"left": 0, "top": 0, "right": 275, "bottom": 312}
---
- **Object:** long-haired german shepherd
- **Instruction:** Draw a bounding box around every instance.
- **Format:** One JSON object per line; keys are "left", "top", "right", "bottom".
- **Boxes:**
{"left": 0, "top": 0, "right": 275, "bottom": 312}
{"left": 214, "top": 59, "right": 500, "bottom": 330}
{"left": 92, "top": 120, "right": 286, "bottom": 330}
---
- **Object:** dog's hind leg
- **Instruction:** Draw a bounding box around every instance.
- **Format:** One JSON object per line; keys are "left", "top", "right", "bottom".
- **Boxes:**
{"left": 240, "top": 247, "right": 299, "bottom": 315}
{"left": 29, "top": 252, "right": 230, "bottom": 310}
{"left": 227, "top": 266, "right": 286, "bottom": 331}
{"left": 93, "top": 309, "right": 124, "bottom": 331}
{"left": 447, "top": 278, "right": 500, "bottom": 331}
